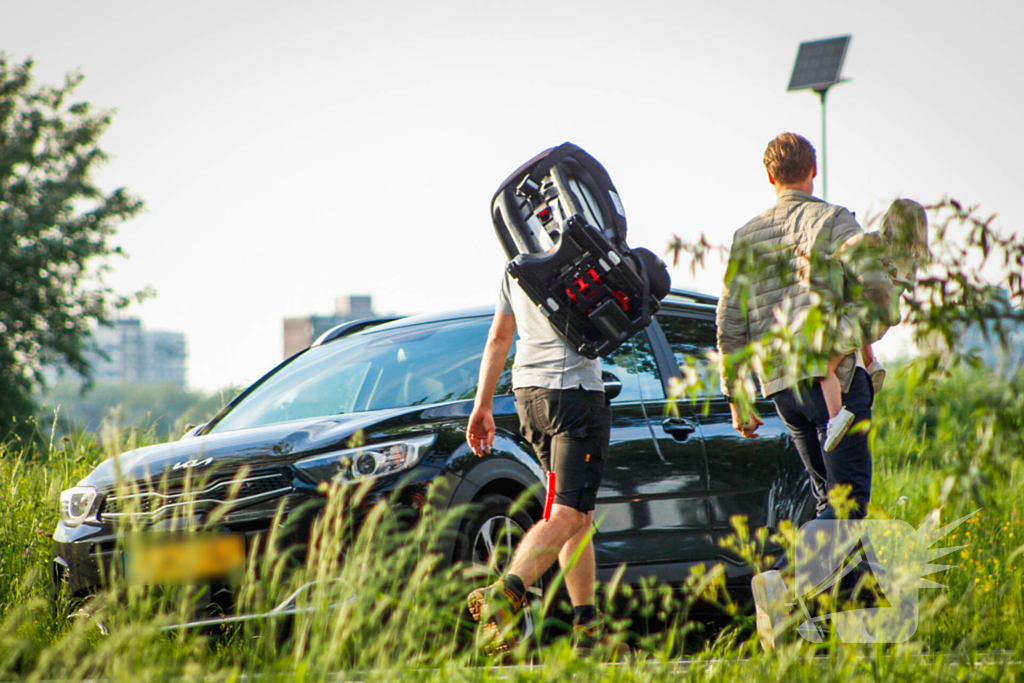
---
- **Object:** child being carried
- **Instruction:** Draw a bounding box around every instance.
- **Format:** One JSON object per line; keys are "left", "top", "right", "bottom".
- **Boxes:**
{"left": 821, "top": 199, "right": 929, "bottom": 452}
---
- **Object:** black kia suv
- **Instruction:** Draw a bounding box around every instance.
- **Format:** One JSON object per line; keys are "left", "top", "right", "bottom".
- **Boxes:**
{"left": 52, "top": 290, "right": 812, "bottom": 620}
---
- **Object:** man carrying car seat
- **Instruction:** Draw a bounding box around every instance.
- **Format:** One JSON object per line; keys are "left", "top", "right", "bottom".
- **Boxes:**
{"left": 465, "top": 268, "right": 614, "bottom": 656}
{"left": 465, "top": 142, "right": 668, "bottom": 658}
{"left": 466, "top": 142, "right": 670, "bottom": 657}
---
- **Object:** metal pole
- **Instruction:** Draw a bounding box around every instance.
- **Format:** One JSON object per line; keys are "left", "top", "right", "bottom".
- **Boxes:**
{"left": 817, "top": 87, "right": 829, "bottom": 201}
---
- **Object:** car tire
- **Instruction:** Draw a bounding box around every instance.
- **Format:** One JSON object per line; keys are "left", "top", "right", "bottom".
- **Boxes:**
{"left": 454, "top": 493, "right": 537, "bottom": 583}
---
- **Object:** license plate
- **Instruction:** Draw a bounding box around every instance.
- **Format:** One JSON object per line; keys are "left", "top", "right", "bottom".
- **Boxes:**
{"left": 125, "top": 532, "right": 244, "bottom": 585}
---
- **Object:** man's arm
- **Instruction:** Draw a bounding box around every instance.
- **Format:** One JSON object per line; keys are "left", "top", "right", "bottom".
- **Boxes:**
{"left": 716, "top": 238, "right": 763, "bottom": 438}
{"left": 716, "top": 239, "right": 751, "bottom": 396}
{"left": 828, "top": 208, "right": 864, "bottom": 254}
{"left": 467, "top": 312, "right": 516, "bottom": 456}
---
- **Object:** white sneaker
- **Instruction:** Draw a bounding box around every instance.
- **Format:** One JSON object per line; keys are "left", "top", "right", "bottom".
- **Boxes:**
{"left": 751, "top": 570, "right": 790, "bottom": 652}
{"left": 867, "top": 360, "right": 886, "bottom": 394}
{"left": 824, "top": 407, "right": 855, "bottom": 452}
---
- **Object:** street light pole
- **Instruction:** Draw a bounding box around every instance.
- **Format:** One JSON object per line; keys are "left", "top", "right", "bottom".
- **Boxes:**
{"left": 817, "top": 87, "right": 829, "bottom": 201}
{"left": 787, "top": 35, "right": 851, "bottom": 203}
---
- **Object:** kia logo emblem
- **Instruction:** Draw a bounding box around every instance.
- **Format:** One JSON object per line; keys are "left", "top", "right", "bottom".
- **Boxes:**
{"left": 172, "top": 457, "right": 213, "bottom": 470}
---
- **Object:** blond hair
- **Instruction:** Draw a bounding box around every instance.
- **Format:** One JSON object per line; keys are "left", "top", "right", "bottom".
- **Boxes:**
{"left": 881, "top": 199, "right": 928, "bottom": 262}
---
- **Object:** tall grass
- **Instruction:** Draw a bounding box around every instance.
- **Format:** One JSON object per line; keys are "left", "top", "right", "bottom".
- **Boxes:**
{"left": 1, "top": 365, "right": 1022, "bottom": 681}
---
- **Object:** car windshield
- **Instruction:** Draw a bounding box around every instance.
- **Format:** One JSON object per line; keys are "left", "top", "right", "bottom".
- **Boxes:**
{"left": 209, "top": 317, "right": 492, "bottom": 434}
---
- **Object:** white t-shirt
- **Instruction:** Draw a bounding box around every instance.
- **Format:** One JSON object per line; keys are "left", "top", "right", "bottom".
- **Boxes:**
{"left": 497, "top": 271, "right": 603, "bottom": 391}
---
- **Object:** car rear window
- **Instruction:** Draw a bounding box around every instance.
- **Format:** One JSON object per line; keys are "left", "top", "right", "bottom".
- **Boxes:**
{"left": 658, "top": 313, "right": 722, "bottom": 396}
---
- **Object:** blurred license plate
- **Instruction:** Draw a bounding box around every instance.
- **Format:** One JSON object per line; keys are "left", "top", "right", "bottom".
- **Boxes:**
{"left": 125, "top": 532, "right": 244, "bottom": 585}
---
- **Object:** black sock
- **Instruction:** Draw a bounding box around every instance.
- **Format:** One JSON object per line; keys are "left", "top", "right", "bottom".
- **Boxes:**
{"left": 501, "top": 574, "right": 526, "bottom": 604}
{"left": 573, "top": 604, "right": 598, "bottom": 625}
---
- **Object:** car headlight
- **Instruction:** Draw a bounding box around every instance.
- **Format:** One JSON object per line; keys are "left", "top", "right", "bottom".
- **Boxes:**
{"left": 60, "top": 486, "right": 99, "bottom": 527}
{"left": 294, "top": 435, "right": 437, "bottom": 484}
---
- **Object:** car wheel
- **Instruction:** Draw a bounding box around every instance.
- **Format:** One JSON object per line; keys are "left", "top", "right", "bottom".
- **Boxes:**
{"left": 455, "top": 493, "right": 544, "bottom": 641}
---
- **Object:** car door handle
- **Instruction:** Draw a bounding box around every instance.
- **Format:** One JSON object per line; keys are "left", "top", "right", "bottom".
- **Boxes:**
{"left": 662, "top": 418, "right": 697, "bottom": 442}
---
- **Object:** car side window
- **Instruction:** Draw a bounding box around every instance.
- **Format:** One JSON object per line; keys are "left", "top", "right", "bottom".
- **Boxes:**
{"left": 658, "top": 313, "right": 721, "bottom": 396}
{"left": 600, "top": 332, "right": 665, "bottom": 403}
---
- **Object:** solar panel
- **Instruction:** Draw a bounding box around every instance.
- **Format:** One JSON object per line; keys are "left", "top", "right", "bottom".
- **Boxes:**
{"left": 787, "top": 36, "right": 851, "bottom": 91}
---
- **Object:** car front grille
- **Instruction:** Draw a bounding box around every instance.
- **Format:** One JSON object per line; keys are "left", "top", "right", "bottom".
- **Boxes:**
{"left": 99, "top": 472, "right": 293, "bottom": 520}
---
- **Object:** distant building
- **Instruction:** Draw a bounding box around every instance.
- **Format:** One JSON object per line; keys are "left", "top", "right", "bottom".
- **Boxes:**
{"left": 78, "top": 318, "right": 188, "bottom": 387}
{"left": 283, "top": 295, "right": 382, "bottom": 358}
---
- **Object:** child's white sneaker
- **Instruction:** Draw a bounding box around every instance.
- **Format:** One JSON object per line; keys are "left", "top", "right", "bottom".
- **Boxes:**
{"left": 824, "top": 407, "right": 855, "bottom": 452}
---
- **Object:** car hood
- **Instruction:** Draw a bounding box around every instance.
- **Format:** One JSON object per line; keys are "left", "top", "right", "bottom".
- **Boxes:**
{"left": 79, "top": 408, "right": 413, "bottom": 489}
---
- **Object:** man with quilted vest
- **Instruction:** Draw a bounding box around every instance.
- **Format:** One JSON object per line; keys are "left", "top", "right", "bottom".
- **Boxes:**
{"left": 716, "top": 132, "right": 891, "bottom": 651}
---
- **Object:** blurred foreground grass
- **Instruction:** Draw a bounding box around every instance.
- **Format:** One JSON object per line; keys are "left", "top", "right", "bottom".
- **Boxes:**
{"left": 1, "top": 364, "right": 1022, "bottom": 682}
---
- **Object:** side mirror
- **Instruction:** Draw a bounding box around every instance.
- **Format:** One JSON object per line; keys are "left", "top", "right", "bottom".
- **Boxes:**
{"left": 181, "top": 423, "right": 205, "bottom": 440}
{"left": 602, "top": 371, "right": 622, "bottom": 401}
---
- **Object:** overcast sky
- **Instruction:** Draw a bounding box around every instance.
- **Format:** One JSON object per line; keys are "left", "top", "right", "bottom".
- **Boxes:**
{"left": 4, "top": 0, "right": 1022, "bottom": 391}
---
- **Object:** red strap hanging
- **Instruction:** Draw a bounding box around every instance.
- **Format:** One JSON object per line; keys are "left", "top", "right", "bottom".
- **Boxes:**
{"left": 543, "top": 471, "right": 556, "bottom": 522}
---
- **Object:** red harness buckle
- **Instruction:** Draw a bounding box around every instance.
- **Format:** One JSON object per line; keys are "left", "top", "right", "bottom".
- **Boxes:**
{"left": 611, "top": 289, "right": 631, "bottom": 311}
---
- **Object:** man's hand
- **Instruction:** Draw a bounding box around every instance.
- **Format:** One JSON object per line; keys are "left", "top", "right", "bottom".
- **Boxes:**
{"left": 730, "top": 402, "right": 764, "bottom": 438}
{"left": 467, "top": 312, "right": 515, "bottom": 457}
{"left": 467, "top": 406, "right": 495, "bottom": 456}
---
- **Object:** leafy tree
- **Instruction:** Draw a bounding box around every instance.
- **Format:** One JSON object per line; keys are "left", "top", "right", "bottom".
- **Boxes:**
{"left": 0, "top": 55, "right": 145, "bottom": 439}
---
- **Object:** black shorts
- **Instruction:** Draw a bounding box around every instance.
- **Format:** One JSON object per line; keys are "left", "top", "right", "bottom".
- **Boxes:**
{"left": 514, "top": 387, "right": 611, "bottom": 513}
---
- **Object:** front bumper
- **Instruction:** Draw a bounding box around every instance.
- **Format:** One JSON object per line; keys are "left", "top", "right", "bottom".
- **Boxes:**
{"left": 51, "top": 467, "right": 460, "bottom": 600}
{"left": 51, "top": 514, "right": 291, "bottom": 599}
{"left": 52, "top": 521, "right": 111, "bottom": 597}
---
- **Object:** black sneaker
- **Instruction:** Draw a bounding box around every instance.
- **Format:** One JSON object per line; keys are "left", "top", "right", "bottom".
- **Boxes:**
{"left": 572, "top": 615, "right": 629, "bottom": 659}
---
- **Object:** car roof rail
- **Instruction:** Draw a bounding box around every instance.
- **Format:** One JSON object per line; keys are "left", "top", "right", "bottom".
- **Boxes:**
{"left": 312, "top": 317, "right": 403, "bottom": 347}
{"left": 667, "top": 289, "right": 718, "bottom": 306}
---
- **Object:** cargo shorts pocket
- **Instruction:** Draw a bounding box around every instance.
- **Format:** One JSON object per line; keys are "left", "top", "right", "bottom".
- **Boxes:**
{"left": 539, "top": 396, "right": 591, "bottom": 438}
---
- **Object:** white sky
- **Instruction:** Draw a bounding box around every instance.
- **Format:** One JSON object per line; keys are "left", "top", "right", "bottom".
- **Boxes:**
{"left": 4, "top": 0, "right": 1023, "bottom": 391}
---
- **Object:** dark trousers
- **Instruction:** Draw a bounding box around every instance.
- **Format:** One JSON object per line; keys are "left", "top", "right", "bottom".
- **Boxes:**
{"left": 770, "top": 367, "right": 874, "bottom": 520}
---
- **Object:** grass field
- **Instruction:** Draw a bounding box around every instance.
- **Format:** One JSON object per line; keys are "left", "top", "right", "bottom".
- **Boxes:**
{"left": 1, "top": 363, "right": 1022, "bottom": 682}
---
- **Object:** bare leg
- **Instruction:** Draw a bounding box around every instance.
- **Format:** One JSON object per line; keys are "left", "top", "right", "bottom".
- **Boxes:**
{"left": 559, "top": 511, "right": 596, "bottom": 607}
{"left": 819, "top": 354, "right": 846, "bottom": 419}
{"left": 468, "top": 504, "right": 588, "bottom": 655}
{"left": 506, "top": 504, "right": 587, "bottom": 589}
